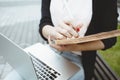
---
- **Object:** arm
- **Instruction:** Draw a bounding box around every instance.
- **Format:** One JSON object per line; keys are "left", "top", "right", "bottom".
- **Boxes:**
{"left": 40, "top": 0, "right": 118, "bottom": 52}
{"left": 49, "top": 40, "right": 105, "bottom": 51}
{"left": 86, "top": 0, "right": 118, "bottom": 50}
{"left": 71, "top": 40, "right": 105, "bottom": 51}
{"left": 49, "top": 0, "right": 118, "bottom": 52}
{"left": 100, "top": 0, "right": 118, "bottom": 50}
{"left": 39, "top": 0, "right": 53, "bottom": 41}
{"left": 39, "top": 0, "right": 79, "bottom": 41}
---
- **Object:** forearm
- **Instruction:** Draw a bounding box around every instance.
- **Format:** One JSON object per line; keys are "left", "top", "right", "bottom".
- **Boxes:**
{"left": 63, "top": 40, "right": 105, "bottom": 51}
{"left": 39, "top": 0, "right": 53, "bottom": 41}
{"left": 77, "top": 40, "right": 104, "bottom": 51}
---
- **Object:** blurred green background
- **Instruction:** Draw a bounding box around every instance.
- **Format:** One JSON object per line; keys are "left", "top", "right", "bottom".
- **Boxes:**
{"left": 99, "top": 24, "right": 120, "bottom": 77}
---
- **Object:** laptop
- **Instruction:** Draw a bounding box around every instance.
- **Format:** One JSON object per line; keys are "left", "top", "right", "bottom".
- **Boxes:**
{"left": 0, "top": 33, "right": 80, "bottom": 80}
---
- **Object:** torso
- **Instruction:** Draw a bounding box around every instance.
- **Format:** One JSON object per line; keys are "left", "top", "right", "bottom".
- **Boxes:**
{"left": 50, "top": 0, "right": 93, "bottom": 36}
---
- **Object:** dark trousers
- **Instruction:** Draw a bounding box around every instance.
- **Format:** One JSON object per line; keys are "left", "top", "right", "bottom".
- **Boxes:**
{"left": 81, "top": 51, "right": 96, "bottom": 80}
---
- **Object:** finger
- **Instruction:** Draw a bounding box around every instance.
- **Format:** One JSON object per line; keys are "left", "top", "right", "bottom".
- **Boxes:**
{"left": 55, "top": 27, "right": 72, "bottom": 38}
{"left": 65, "top": 21, "right": 83, "bottom": 32}
{"left": 50, "top": 30, "right": 66, "bottom": 40}
{"left": 54, "top": 32, "right": 66, "bottom": 40}
{"left": 64, "top": 21, "right": 80, "bottom": 37}
{"left": 75, "top": 24, "right": 83, "bottom": 32}
{"left": 59, "top": 22, "right": 79, "bottom": 37}
{"left": 64, "top": 21, "right": 73, "bottom": 27}
{"left": 49, "top": 42, "right": 64, "bottom": 51}
{"left": 48, "top": 36, "right": 64, "bottom": 51}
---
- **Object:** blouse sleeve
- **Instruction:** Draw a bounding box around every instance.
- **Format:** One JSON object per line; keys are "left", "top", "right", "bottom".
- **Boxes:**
{"left": 39, "top": 0, "right": 53, "bottom": 41}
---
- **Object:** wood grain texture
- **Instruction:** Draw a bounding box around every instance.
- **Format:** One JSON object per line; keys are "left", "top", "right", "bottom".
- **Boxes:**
{"left": 54, "top": 29, "right": 120, "bottom": 45}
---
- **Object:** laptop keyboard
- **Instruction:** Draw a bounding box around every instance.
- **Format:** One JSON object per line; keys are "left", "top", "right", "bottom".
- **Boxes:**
{"left": 30, "top": 54, "right": 61, "bottom": 80}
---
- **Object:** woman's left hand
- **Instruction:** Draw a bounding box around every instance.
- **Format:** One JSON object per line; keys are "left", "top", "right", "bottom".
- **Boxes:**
{"left": 48, "top": 36, "right": 82, "bottom": 51}
{"left": 49, "top": 39, "right": 105, "bottom": 52}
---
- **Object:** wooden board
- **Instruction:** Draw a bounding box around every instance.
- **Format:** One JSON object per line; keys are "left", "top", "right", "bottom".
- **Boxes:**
{"left": 54, "top": 29, "right": 120, "bottom": 45}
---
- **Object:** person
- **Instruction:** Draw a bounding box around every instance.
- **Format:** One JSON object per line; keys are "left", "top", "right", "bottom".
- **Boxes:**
{"left": 39, "top": 0, "right": 118, "bottom": 80}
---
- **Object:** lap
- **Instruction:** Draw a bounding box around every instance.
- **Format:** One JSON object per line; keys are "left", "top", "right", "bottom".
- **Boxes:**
{"left": 61, "top": 51, "right": 85, "bottom": 80}
{"left": 45, "top": 44, "right": 85, "bottom": 80}
{"left": 5, "top": 45, "right": 85, "bottom": 80}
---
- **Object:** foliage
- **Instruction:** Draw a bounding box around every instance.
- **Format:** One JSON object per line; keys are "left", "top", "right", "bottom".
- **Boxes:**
{"left": 99, "top": 25, "right": 120, "bottom": 77}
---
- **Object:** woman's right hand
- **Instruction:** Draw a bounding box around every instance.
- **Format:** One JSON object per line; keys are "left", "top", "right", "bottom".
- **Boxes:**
{"left": 42, "top": 21, "right": 81, "bottom": 40}
{"left": 42, "top": 25, "right": 66, "bottom": 40}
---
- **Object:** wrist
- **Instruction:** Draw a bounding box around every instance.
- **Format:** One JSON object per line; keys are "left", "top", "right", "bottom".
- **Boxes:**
{"left": 42, "top": 25, "right": 53, "bottom": 39}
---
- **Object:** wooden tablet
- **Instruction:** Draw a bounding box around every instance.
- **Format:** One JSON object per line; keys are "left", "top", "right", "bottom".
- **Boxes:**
{"left": 54, "top": 29, "right": 120, "bottom": 45}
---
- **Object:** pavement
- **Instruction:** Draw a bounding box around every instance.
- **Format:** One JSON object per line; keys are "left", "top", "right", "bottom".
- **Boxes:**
{"left": 0, "top": 1, "right": 47, "bottom": 80}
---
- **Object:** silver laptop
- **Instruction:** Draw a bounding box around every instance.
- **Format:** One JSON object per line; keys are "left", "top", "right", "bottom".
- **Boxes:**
{"left": 0, "top": 33, "right": 80, "bottom": 80}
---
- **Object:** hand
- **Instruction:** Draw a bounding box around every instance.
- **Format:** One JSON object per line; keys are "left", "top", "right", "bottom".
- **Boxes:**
{"left": 42, "top": 21, "right": 82, "bottom": 40}
{"left": 65, "top": 21, "right": 82, "bottom": 32}
{"left": 42, "top": 25, "right": 66, "bottom": 40}
{"left": 48, "top": 21, "right": 82, "bottom": 52}
{"left": 48, "top": 37, "right": 81, "bottom": 51}
{"left": 49, "top": 39, "right": 105, "bottom": 52}
{"left": 42, "top": 21, "right": 83, "bottom": 52}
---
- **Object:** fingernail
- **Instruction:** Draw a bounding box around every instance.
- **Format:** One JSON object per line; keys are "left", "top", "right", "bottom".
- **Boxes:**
{"left": 76, "top": 27, "right": 80, "bottom": 32}
{"left": 76, "top": 23, "right": 83, "bottom": 32}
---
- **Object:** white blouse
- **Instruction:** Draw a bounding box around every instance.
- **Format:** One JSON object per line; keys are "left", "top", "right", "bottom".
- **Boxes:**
{"left": 50, "top": 0, "right": 93, "bottom": 37}
{"left": 50, "top": 0, "right": 93, "bottom": 55}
